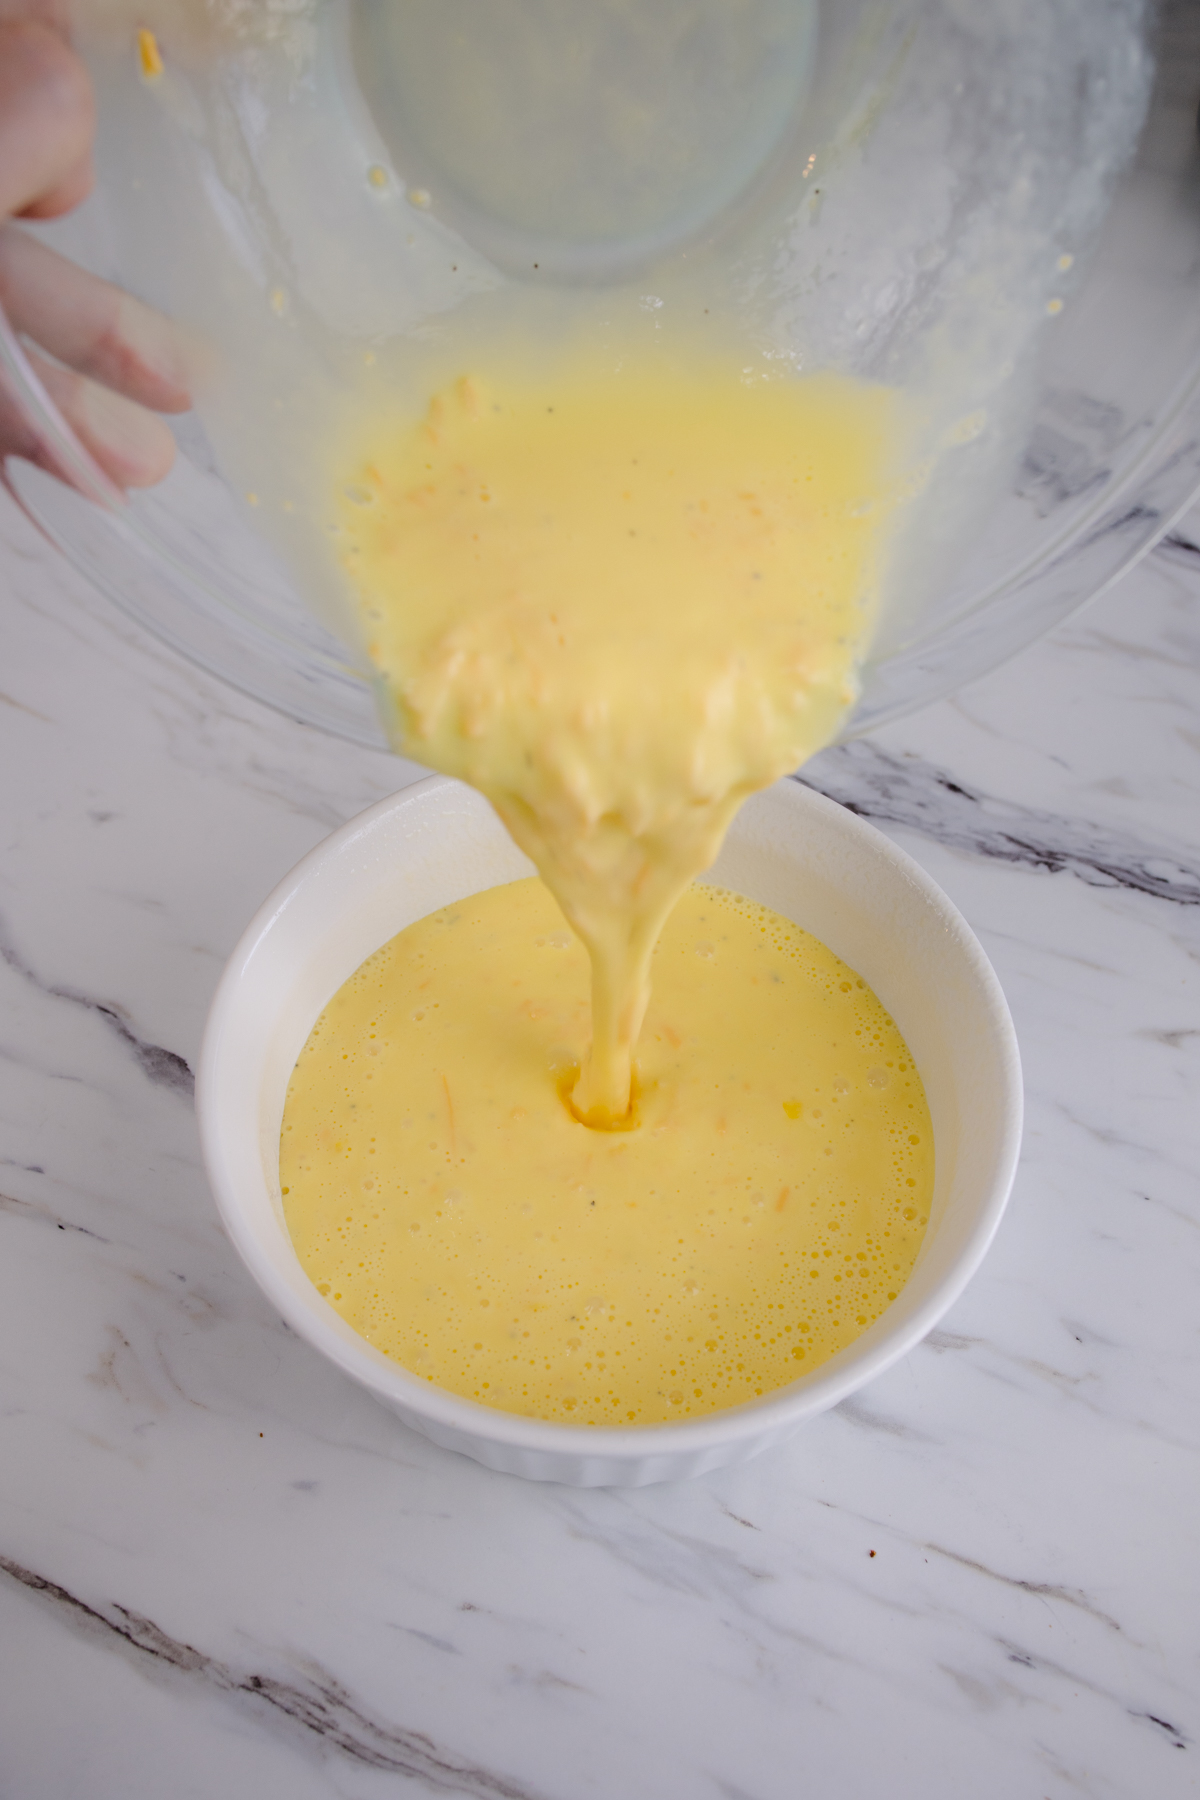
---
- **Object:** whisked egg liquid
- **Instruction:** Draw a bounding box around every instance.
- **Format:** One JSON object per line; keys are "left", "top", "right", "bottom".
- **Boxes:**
{"left": 281, "top": 878, "right": 933, "bottom": 1424}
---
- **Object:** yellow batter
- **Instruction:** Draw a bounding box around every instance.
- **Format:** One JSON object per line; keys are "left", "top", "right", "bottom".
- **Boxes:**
{"left": 281, "top": 878, "right": 933, "bottom": 1424}
{"left": 334, "top": 356, "right": 900, "bottom": 1125}
{"left": 280, "top": 351, "right": 929, "bottom": 1422}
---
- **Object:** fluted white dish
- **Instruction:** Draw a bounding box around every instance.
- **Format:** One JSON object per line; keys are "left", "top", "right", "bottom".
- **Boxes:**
{"left": 197, "top": 775, "right": 1022, "bottom": 1486}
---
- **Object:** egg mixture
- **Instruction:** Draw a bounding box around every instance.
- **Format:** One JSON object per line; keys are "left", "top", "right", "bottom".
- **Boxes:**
{"left": 278, "top": 350, "right": 931, "bottom": 1423}
{"left": 281, "top": 878, "right": 933, "bottom": 1424}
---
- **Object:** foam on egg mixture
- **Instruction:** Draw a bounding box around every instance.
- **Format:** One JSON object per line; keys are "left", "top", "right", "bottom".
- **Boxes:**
{"left": 280, "top": 878, "right": 933, "bottom": 1426}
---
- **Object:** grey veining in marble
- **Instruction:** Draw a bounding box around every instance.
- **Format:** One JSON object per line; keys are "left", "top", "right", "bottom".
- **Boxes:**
{"left": 2, "top": 1554, "right": 545, "bottom": 1797}
{"left": 0, "top": 909, "right": 196, "bottom": 1094}
{"left": 0, "top": 482, "right": 1198, "bottom": 1799}
{"left": 800, "top": 740, "right": 1200, "bottom": 906}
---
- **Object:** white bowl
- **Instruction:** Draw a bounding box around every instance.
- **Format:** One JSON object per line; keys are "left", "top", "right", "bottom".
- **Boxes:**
{"left": 197, "top": 776, "right": 1021, "bottom": 1486}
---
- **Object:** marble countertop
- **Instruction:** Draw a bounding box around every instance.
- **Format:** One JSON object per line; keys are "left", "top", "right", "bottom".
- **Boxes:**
{"left": 0, "top": 481, "right": 1197, "bottom": 1800}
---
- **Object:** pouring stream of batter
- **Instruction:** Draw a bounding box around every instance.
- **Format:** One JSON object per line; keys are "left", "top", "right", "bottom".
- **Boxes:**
{"left": 335, "top": 355, "right": 902, "bottom": 1124}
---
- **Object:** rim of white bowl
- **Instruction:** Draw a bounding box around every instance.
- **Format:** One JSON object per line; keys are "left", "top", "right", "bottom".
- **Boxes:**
{"left": 197, "top": 775, "right": 1023, "bottom": 1464}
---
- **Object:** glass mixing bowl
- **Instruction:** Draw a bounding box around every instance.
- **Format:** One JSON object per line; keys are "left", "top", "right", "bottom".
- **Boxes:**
{"left": 2, "top": 0, "right": 1197, "bottom": 750}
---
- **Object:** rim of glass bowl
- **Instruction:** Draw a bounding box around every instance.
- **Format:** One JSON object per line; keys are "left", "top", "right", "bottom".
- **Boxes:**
{"left": 5, "top": 323, "right": 1197, "bottom": 750}
{"left": 6, "top": 301, "right": 1199, "bottom": 752}
{"left": 2, "top": 0, "right": 1198, "bottom": 749}
{"left": 850, "top": 353, "right": 1200, "bottom": 735}
{"left": 0, "top": 298, "right": 387, "bottom": 746}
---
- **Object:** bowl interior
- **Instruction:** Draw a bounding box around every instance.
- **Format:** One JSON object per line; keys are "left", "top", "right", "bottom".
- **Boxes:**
{"left": 6, "top": 5, "right": 1198, "bottom": 745}
{"left": 198, "top": 776, "right": 1021, "bottom": 1482}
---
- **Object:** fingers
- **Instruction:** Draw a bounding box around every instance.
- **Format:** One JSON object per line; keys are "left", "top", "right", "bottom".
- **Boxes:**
{"left": 21, "top": 341, "right": 177, "bottom": 487}
{"left": 0, "top": 11, "right": 184, "bottom": 493}
{"left": 0, "top": 226, "right": 192, "bottom": 412}
{"left": 0, "top": 20, "right": 94, "bottom": 221}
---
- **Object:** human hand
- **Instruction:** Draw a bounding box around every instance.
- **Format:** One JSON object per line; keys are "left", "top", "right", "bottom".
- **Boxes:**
{"left": 0, "top": 4, "right": 190, "bottom": 488}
